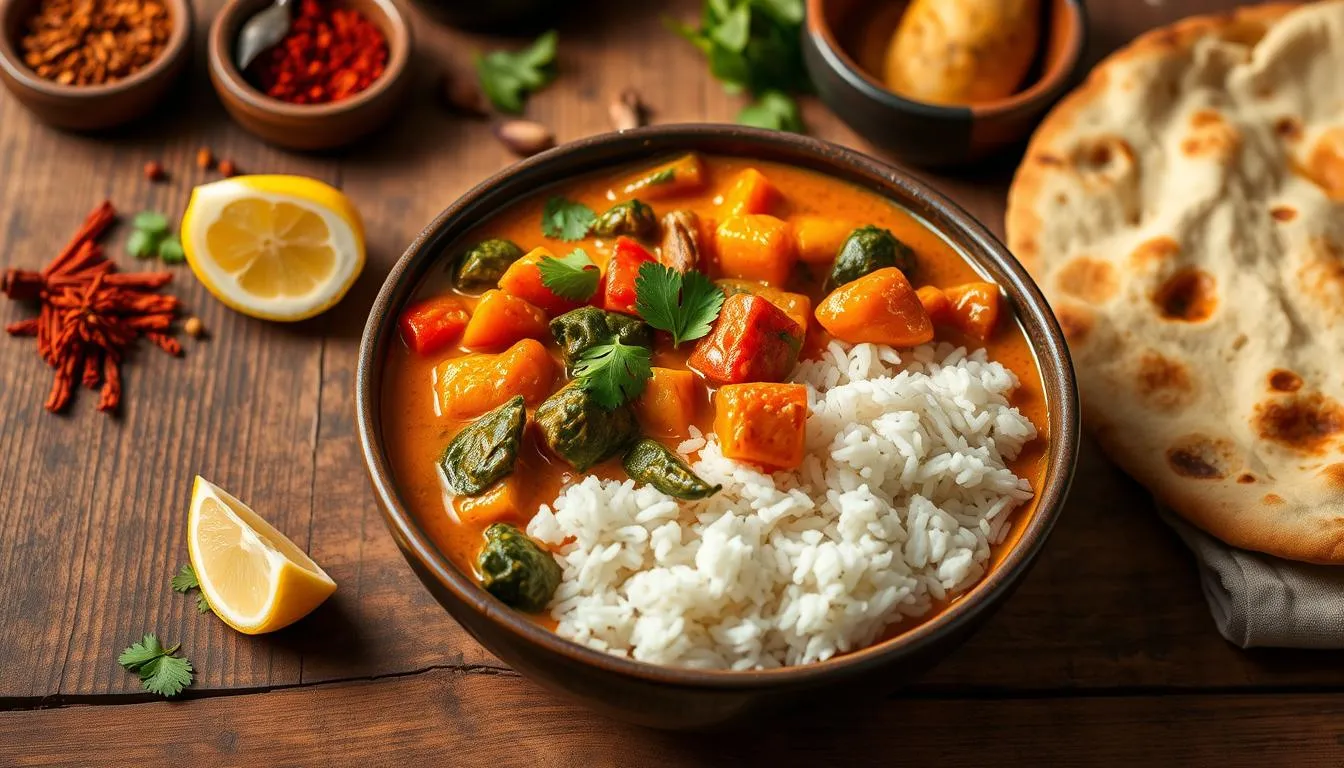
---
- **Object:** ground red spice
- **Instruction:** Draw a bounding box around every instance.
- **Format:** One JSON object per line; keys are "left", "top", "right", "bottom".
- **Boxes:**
{"left": 249, "top": 0, "right": 388, "bottom": 105}
{"left": 2, "top": 202, "right": 181, "bottom": 414}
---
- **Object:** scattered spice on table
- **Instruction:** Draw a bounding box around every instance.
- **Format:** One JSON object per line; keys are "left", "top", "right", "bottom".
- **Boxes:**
{"left": 248, "top": 0, "right": 388, "bottom": 105}
{"left": 2, "top": 201, "right": 182, "bottom": 414}
{"left": 20, "top": 0, "right": 173, "bottom": 86}
{"left": 143, "top": 160, "right": 166, "bottom": 182}
{"left": 217, "top": 158, "right": 238, "bottom": 177}
{"left": 196, "top": 147, "right": 214, "bottom": 170}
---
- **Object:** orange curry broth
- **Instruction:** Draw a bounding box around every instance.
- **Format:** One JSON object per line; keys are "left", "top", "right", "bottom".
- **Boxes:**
{"left": 381, "top": 155, "right": 1050, "bottom": 636}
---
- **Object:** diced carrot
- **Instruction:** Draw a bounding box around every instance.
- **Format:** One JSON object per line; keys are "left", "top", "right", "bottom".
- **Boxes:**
{"left": 454, "top": 477, "right": 524, "bottom": 526}
{"left": 791, "top": 216, "right": 855, "bottom": 264}
{"left": 497, "top": 247, "right": 587, "bottom": 317}
{"left": 690, "top": 293, "right": 802, "bottom": 384}
{"left": 621, "top": 153, "right": 706, "bottom": 200}
{"left": 815, "top": 267, "right": 934, "bottom": 347}
{"left": 916, "top": 285, "right": 954, "bottom": 325}
{"left": 399, "top": 295, "right": 469, "bottom": 356}
{"left": 716, "top": 214, "right": 796, "bottom": 286}
{"left": 714, "top": 383, "right": 808, "bottom": 470}
{"left": 716, "top": 279, "right": 812, "bottom": 333}
{"left": 434, "top": 338, "right": 556, "bottom": 419}
{"left": 943, "top": 282, "right": 1001, "bottom": 341}
{"left": 460, "top": 290, "right": 549, "bottom": 351}
{"left": 635, "top": 367, "right": 698, "bottom": 438}
{"left": 720, "top": 168, "right": 779, "bottom": 216}
{"left": 603, "top": 237, "right": 656, "bottom": 316}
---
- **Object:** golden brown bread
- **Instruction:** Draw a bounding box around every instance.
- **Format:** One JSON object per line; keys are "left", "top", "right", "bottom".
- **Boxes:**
{"left": 1006, "top": 1, "right": 1344, "bottom": 563}
{"left": 883, "top": 0, "right": 1040, "bottom": 105}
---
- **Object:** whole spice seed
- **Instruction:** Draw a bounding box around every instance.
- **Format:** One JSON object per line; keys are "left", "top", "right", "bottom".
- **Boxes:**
{"left": 249, "top": 0, "right": 388, "bottom": 105}
{"left": 144, "top": 161, "right": 166, "bottom": 182}
{"left": 609, "top": 88, "right": 647, "bottom": 132}
{"left": 196, "top": 147, "right": 214, "bottom": 170}
{"left": 217, "top": 159, "right": 238, "bottom": 177}
{"left": 2, "top": 201, "right": 181, "bottom": 413}
{"left": 183, "top": 317, "right": 204, "bottom": 338}
{"left": 20, "top": 0, "right": 173, "bottom": 87}
{"left": 494, "top": 120, "right": 554, "bottom": 157}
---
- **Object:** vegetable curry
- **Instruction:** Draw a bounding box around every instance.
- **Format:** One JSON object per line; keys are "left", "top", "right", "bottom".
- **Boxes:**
{"left": 382, "top": 154, "right": 1049, "bottom": 631}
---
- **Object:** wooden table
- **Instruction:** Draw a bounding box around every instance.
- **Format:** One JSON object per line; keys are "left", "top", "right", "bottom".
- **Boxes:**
{"left": 1, "top": 1, "right": 1340, "bottom": 765}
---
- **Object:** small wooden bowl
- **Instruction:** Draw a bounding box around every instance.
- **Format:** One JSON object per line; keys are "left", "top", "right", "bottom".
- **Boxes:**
{"left": 803, "top": 0, "right": 1087, "bottom": 167}
{"left": 207, "top": 0, "right": 412, "bottom": 151}
{"left": 357, "top": 125, "right": 1081, "bottom": 729}
{"left": 0, "top": 0, "right": 192, "bottom": 131}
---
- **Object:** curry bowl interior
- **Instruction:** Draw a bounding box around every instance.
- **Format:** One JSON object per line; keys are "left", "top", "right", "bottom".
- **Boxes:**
{"left": 357, "top": 125, "right": 1079, "bottom": 689}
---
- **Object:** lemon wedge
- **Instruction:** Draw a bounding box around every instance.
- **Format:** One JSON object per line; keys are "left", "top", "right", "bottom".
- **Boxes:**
{"left": 187, "top": 476, "right": 336, "bottom": 635}
{"left": 181, "top": 175, "right": 364, "bottom": 321}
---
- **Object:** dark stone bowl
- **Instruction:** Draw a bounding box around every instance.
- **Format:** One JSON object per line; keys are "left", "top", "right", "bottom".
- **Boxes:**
{"left": 357, "top": 125, "right": 1079, "bottom": 729}
{"left": 803, "top": 0, "right": 1087, "bottom": 168}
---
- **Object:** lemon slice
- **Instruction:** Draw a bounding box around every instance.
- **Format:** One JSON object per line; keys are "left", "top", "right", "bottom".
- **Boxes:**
{"left": 181, "top": 175, "right": 364, "bottom": 321}
{"left": 187, "top": 476, "right": 336, "bottom": 635}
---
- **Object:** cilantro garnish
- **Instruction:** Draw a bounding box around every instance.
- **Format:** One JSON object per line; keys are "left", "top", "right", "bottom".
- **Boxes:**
{"left": 634, "top": 263, "right": 725, "bottom": 347}
{"left": 541, "top": 197, "right": 597, "bottom": 241}
{"left": 538, "top": 248, "right": 601, "bottom": 301}
{"left": 474, "top": 30, "right": 559, "bottom": 114}
{"left": 573, "top": 340, "right": 653, "bottom": 409}
{"left": 118, "top": 633, "right": 194, "bottom": 697}
{"left": 172, "top": 563, "right": 211, "bottom": 614}
{"left": 737, "top": 90, "right": 804, "bottom": 133}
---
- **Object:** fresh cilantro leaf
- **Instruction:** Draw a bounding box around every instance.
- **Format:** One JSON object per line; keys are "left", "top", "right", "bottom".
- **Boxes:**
{"left": 139, "top": 654, "right": 194, "bottom": 697}
{"left": 671, "top": 0, "right": 810, "bottom": 98}
{"left": 171, "top": 564, "right": 199, "bottom": 593}
{"left": 541, "top": 197, "right": 597, "bottom": 241}
{"left": 119, "top": 633, "right": 193, "bottom": 697}
{"left": 474, "top": 30, "right": 559, "bottom": 114}
{"left": 634, "top": 263, "right": 725, "bottom": 347}
{"left": 751, "top": 0, "right": 803, "bottom": 24}
{"left": 126, "top": 228, "right": 160, "bottom": 259}
{"left": 737, "top": 90, "right": 804, "bottom": 133}
{"left": 538, "top": 249, "right": 600, "bottom": 301}
{"left": 709, "top": 3, "right": 751, "bottom": 52}
{"left": 197, "top": 592, "right": 211, "bottom": 614}
{"left": 158, "top": 236, "right": 185, "bottom": 264}
{"left": 118, "top": 633, "right": 167, "bottom": 670}
{"left": 132, "top": 211, "right": 169, "bottom": 235}
{"left": 573, "top": 340, "right": 653, "bottom": 409}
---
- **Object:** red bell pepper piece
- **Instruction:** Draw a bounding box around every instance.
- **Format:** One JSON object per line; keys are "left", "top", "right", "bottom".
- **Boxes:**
{"left": 398, "top": 295, "right": 470, "bottom": 356}
{"left": 689, "top": 293, "right": 803, "bottom": 384}
{"left": 603, "top": 237, "right": 656, "bottom": 316}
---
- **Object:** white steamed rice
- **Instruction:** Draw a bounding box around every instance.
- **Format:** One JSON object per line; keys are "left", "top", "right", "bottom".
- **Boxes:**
{"left": 526, "top": 340, "right": 1038, "bottom": 670}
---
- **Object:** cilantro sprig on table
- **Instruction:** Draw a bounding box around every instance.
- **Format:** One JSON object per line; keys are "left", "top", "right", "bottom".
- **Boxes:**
{"left": 737, "top": 90, "right": 804, "bottom": 133}
{"left": 634, "top": 263, "right": 725, "bottom": 347}
{"left": 474, "top": 30, "right": 559, "bottom": 114}
{"left": 118, "top": 633, "right": 194, "bottom": 697}
{"left": 538, "top": 248, "right": 601, "bottom": 301}
{"left": 541, "top": 197, "right": 597, "bottom": 241}
{"left": 172, "top": 563, "right": 211, "bottom": 614}
{"left": 573, "top": 340, "right": 653, "bottom": 409}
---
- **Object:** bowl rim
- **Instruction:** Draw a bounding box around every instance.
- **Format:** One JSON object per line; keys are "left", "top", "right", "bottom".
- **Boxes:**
{"left": 803, "top": 0, "right": 1088, "bottom": 119}
{"left": 206, "top": 0, "right": 411, "bottom": 117}
{"left": 356, "top": 124, "right": 1079, "bottom": 689}
{"left": 0, "top": 0, "right": 192, "bottom": 98}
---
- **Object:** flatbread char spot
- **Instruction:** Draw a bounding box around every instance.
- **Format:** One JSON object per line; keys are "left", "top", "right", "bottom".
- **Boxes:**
{"left": 1154, "top": 268, "right": 1217, "bottom": 321}
{"left": 1166, "top": 434, "right": 1237, "bottom": 479}
{"left": 1254, "top": 392, "right": 1344, "bottom": 454}
{"left": 1055, "top": 257, "right": 1119, "bottom": 302}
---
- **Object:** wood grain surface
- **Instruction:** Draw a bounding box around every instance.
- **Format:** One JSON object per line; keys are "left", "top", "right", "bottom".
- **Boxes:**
{"left": 1, "top": 0, "right": 1339, "bottom": 765}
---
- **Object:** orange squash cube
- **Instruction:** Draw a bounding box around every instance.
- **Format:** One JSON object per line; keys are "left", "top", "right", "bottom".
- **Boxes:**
{"left": 916, "top": 285, "right": 954, "bottom": 325}
{"left": 943, "top": 282, "right": 1001, "bottom": 341}
{"left": 714, "top": 383, "right": 808, "bottom": 470}
{"left": 460, "top": 290, "right": 549, "bottom": 351}
{"left": 815, "top": 267, "right": 934, "bottom": 348}
{"left": 621, "top": 153, "right": 706, "bottom": 200}
{"left": 497, "top": 247, "right": 587, "bottom": 317}
{"left": 635, "top": 367, "right": 698, "bottom": 438}
{"left": 434, "top": 338, "right": 556, "bottom": 419}
{"left": 716, "top": 279, "right": 812, "bottom": 333}
{"left": 454, "top": 477, "right": 524, "bottom": 525}
{"left": 791, "top": 216, "right": 855, "bottom": 264}
{"left": 721, "top": 168, "right": 779, "bottom": 216}
{"left": 716, "top": 214, "right": 796, "bottom": 286}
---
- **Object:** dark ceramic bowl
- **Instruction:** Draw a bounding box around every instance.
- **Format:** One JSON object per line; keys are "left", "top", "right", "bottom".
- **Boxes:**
{"left": 207, "top": 0, "right": 412, "bottom": 151}
{"left": 0, "top": 0, "right": 192, "bottom": 131}
{"left": 803, "top": 0, "right": 1087, "bottom": 167}
{"left": 357, "top": 125, "right": 1079, "bottom": 729}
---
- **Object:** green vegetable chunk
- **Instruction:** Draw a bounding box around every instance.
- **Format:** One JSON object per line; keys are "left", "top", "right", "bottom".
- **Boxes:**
{"left": 454, "top": 238, "right": 525, "bottom": 291}
{"left": 622, "top": 439, "right": 720, "bottom": 500}
{"left": 438, "top": 396, "right": 526, "bottom": 496}
{"left": 593, "top": 200, "right": 658, "bottom": 241}
{"left": 826, "top": 226, "right": 916, "bottom": 291}
{"left": 477, "top": 523, "right": 561, "bottom": 613}
{"left": 549, "top": 306, "right": 653, "bottom": 367}
{"left": 534, "top": 384, "right": 639, "bottom": 471}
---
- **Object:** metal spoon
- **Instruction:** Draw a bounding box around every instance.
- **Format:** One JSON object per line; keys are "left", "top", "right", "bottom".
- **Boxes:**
{"left": 235, "top": 0, "right": 293, "bottom": 72}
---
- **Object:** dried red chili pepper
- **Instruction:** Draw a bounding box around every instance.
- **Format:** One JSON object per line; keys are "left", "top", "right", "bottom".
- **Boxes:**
{"left": 249, "top": 0, "right": 388, "bottom": 105}
{"left": 2, "top": 201, "right": 181, "bottom": 414}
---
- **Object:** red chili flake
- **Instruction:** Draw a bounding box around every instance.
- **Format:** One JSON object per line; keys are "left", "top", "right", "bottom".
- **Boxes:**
{"left": 249, "top": 0, "right": 388, "bottom": 105}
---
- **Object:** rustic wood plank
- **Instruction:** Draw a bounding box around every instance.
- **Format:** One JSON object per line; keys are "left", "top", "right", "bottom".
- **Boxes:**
{"left": 5, "top": 668, "right": 1343, "bottom": 767}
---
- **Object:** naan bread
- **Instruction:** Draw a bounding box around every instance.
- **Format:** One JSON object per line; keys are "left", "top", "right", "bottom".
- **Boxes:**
{"left": 1006, "top": 2, "right": 1344, "bottom": 563}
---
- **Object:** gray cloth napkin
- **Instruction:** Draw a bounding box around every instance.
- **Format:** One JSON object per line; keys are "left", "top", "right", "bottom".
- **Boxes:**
{"left": 1158, "top": 506, "right": 1344, "bottom": 648}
